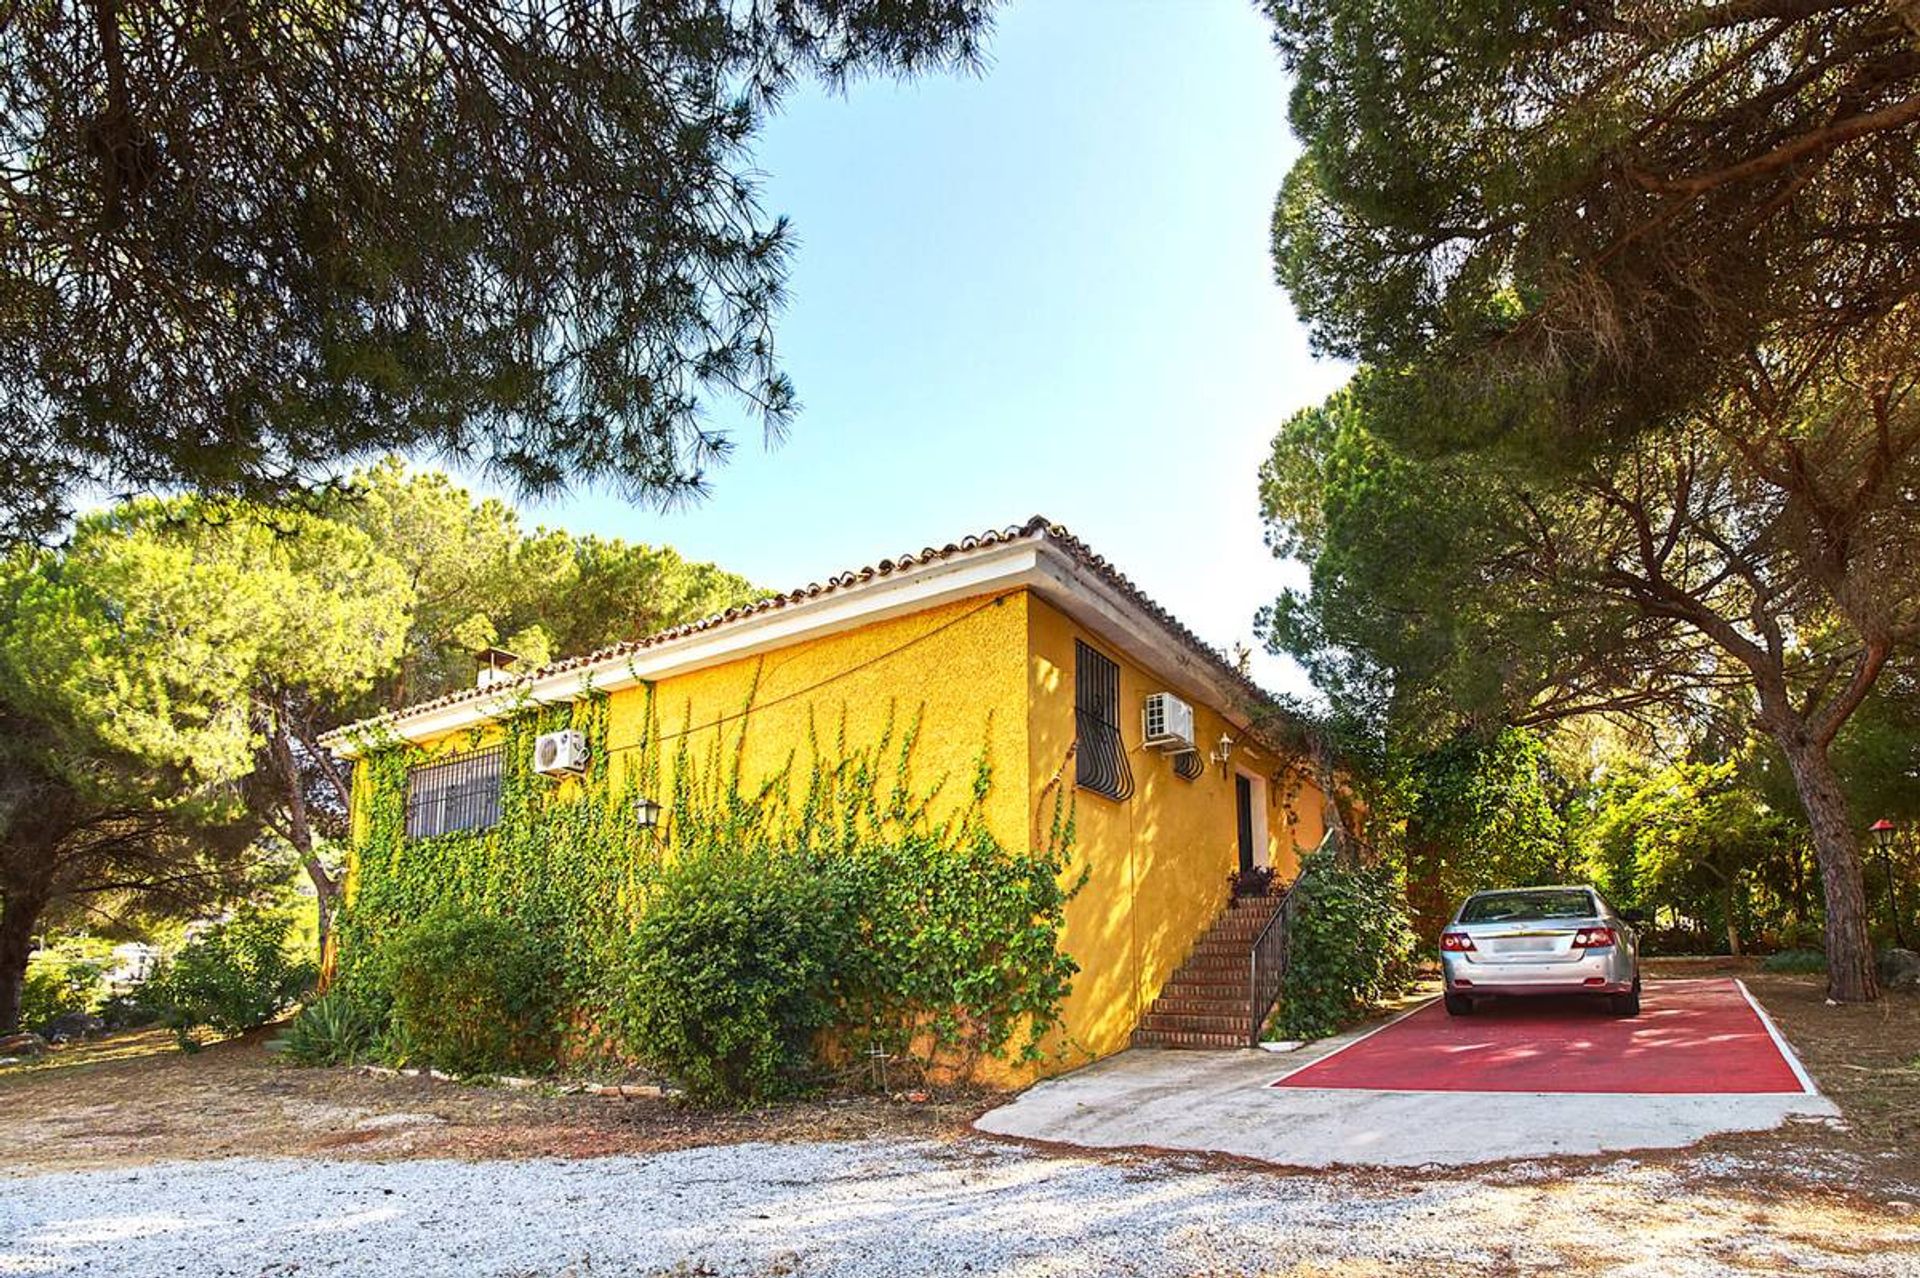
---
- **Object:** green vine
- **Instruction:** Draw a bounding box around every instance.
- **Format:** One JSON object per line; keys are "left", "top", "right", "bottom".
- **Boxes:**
{"left": 337, "top": 681, "right": 1083, "bottom": 1079}
{"left": 1271, "top": 845, "right": 1419, "bottom": 1040}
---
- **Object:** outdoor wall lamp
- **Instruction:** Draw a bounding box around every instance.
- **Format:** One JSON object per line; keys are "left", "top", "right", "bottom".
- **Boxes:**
{"left": 1210, "top": 734, "right": 1235, "bottom": 768}
{"left": 635, "top": 797, "right": 664, "bottom": 831}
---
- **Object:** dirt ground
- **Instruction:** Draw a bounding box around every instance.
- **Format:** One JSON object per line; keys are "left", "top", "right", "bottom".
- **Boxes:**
{"left": 0, "top": 1025, "right": 991, "bottom": 1173}
{"left": 1642, "top": 958, "right": 1920, "bottom": 1178}
{"left": 7, "top": 970, "right": 1920, "bottom": 1274}
{"left": 3, "top": 962, "right": 1916, "bottom": 1193}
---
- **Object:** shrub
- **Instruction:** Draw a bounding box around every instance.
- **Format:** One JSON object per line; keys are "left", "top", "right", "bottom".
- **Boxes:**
{"left": 1229, "top": 866, "right": 1277, "bottom": 899}
{"left": 95, "top": 991, "right": 161, "bottom": 1032}
{"left": 822, "top": 831, "right": 1082, "bottom": 1071}
{"left": 272, "top": 991, "right": 383, "bottom": 1066}
{"left": 382, "top": 906, "right": 554, "bottom": 1076}
{"left": 146, "top": 912, "right": 317, "bottom": 1050}
{"left": 20, "top": 941, "right": 110, "bottom": 1033}
{"left": 1273, "top": 847, "right": 1420, "bottom": 1041}
{"left": 1760, "top": 948, "right": 1828, "bottom": 974}
{"left": 610, "top": 849, "right": 854, "bottom": 1105}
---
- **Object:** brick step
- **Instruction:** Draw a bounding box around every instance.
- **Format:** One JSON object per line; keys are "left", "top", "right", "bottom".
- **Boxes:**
{"left": 1156, "top": 977, "right": 1247, "bottom": 999}
{"left": 1190, "top": 932, "right": 1267, "bottom": 951}
{"left": 1192, "top": 936, "right": 1265, "bottom": 952}
{"left": 1138, "top": 1011, "right": 1253, "bottom": 1035}
{"left": 1190, "top": 917, "right": 1267, "bottom": 936}
{"left": 1144, "top": 997, "right": 1251, "bottom": 1020}
{"left": 1195, "top": 912, "right": 1278, "bottom": 933}
{"left": 1171, "top": 954, "right": 1256, "bottom": 975}
{"left": 1130, "top": 1028, "right": 1249, "bottom": 1049}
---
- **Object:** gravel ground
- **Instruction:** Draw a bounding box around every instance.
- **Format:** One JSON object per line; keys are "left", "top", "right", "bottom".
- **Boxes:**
{"left": 5, "top": 1138, "right": 1919, "bottom": 1277}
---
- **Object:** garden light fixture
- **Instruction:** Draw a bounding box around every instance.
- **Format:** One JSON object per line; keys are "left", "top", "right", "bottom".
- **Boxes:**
{"left": 635, "top": 797, "right": 663, "bottom": 831}
{"left": 1870, "top": 819, "right": 1907, "bottom": 948}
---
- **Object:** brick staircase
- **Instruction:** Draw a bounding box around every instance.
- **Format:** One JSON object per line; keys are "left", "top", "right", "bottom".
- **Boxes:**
{"left": 1130, "top": 892, "right": 1284, "bottom": 1049}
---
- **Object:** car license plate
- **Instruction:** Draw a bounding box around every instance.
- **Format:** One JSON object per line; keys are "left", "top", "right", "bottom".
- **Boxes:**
{"left": 1494, "top": 937, "right": 1556, "bottom": 953}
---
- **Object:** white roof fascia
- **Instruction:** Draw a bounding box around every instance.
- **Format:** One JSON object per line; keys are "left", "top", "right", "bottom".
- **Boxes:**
{"left": 327, "top": 538, "right": 1046, "bottom": 757}
{"left": 1023, "top": 542, "right": 1269, "bottom": 743}
{"left": 326, "top": 533, "right": 1275, "bottom": 759}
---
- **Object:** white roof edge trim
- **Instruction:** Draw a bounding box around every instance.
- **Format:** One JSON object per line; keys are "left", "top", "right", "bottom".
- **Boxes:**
{"left": 325, "top": 538, "right": 1042, "bottom": 757}
{"left": 324, "top": 533, "right": 1276, "bottom": 759}
{"left": 1024, "top": 544, "right": 1271, "bottom": 743}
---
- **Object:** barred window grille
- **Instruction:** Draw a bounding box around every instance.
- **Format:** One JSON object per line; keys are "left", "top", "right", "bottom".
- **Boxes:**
{"left": 1074, "top": 641, "right": 1134, "bottom": 801}
{"left": 1172, "top": 749, "right": 1204, "bottom": 782}
{"left": 405, "top": 747, "right": 505, "bottom": 840}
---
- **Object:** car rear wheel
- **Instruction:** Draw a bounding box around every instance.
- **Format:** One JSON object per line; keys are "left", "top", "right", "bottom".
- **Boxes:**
{"left": 1443, "top": 992, "right": 1474, "bottom": 1016}
{"left": 1608, "top": 982, "right": 1641, "bottom": 1017}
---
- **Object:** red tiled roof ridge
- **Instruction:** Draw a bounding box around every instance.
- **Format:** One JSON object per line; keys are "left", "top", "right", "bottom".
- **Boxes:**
{"left": 333, "top": 516, "right": 1287, "bottom": 740}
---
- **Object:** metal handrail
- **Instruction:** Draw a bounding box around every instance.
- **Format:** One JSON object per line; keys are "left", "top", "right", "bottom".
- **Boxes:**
{"left": 1247, "top": 831, "right": 1339, "bottom": 1045}
{"left": 1246, "top": 876, "right": 1304, "bottom": 1045}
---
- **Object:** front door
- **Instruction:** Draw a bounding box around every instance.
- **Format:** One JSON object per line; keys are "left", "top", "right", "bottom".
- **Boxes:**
{"left": 1235, "top": 773, "right": 1255, "bottom": 874}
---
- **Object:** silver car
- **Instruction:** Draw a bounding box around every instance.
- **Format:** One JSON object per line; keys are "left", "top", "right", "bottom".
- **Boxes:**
{"left": 1440, "top": 885, "right": 1642, "bottom": 1017}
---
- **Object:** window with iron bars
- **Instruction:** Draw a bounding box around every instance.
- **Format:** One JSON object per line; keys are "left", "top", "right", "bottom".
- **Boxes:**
{"left": 405, "top": 747, "right": 505, "bottom": 840}
{"left": 1074, "top": 640, "right": 1134, "bottom": 801}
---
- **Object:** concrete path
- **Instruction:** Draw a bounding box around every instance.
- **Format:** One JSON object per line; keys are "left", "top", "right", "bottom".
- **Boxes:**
{"left": 975, "top": 999, "right": 1840, "bottom": 1168}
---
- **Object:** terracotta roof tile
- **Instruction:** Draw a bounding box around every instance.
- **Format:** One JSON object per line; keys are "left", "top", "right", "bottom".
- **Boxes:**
{"left": 328, "top": 517, "right": 1296, "bottom": 745}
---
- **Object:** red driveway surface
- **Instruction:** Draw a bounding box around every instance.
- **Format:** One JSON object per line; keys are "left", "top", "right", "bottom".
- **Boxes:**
{"left": 1270, "top": 978, "right": 1810, "bottom": 1095}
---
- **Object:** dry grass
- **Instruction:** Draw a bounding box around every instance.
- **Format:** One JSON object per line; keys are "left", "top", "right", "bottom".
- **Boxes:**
{"left": 5, "top": 964, "right": 1918, "bottom": 1195}
{"left": 6, "top": 981, "right": 1920, "bottom": 1274}
{"left": 1638, "top": 957, "right": 1920, "bottom": 1183}
{"left": 0, "top": 1024, "right": 993, "bottom": 1175}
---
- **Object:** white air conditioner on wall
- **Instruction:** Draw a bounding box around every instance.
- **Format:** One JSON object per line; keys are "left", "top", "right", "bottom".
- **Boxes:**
{"left": 1141, "top": 692, "right": 1196, "bottom": 752}
{"left": 533, "top": 729, "right": 590, "bottom": 777}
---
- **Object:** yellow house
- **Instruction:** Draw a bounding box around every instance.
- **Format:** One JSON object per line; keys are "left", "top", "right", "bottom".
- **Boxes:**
{"left": 324, "top": 518, "right": 1337, "bottom": 1082}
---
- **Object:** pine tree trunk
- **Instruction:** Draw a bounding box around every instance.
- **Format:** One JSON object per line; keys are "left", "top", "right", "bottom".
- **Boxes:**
{"left": 1722, "top": 877, "right": 1742, "bottom": 957}
{"left": 264, "top": 708, "right": 338, "bottom": 963}
{"left": 0, "top": 880, "right": 49, "bottom": 1035}
{"left": 1778, "top": 736, "right": 1878, "bottom": 1002}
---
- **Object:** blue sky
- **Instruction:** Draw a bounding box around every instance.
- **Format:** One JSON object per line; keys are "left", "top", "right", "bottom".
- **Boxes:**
{"left": 497, "top": 1, "right": 1351, "bottom": 698}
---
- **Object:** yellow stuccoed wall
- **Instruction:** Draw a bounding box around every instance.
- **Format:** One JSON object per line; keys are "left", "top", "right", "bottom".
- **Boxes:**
{"left": 1023, "top": 595, "right": 1323, "bottom": 1074}
{"left": 353, "top": 585, "right": 1331, "bottom": 1086}
{"left": 603, "top": 589, "right": 1032, "bottom": 844}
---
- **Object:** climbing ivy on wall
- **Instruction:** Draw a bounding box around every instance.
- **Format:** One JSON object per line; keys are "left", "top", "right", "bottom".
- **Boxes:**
{"left": 337, "top": 684, "right": 1084, "bottom": 1079}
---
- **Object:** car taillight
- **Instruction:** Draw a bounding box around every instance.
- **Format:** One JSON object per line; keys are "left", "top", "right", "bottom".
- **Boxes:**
{"left": 1440, "top": 931, "right": 1476, "bottom": 952}
{"left": 1573, "top": 927, "right": 1616, "bottom": 949}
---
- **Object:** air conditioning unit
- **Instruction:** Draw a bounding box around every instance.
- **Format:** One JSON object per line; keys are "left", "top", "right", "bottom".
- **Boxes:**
{"left": 1141, "top": 692, "right": 1196, "bottom": 752}
{"left": 532, "top": 729, "right": 589, "bottom": 777}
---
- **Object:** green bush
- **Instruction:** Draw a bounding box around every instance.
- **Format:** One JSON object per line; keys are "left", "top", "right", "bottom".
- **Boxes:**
{"left": 610, "top": 849, "right": 855, "bottom": 1105}
{"left": 272, "top": 990, "right": 383, "bottom": 1066}
{"left": 831, "top": 838, "right": 1082, "bottom": 1068}
{"left": 95, "top": 991, "right": 160, "bottom": 1032}
{"left": 146, "top": 912, "right": 317, "bottom": 1050}
{"left": 1273, "top": 847, "right": 1420, "bottom": 1041}
{"left": 20, "top": 940, "right": 111, "bottom": 1032}
{"left": 383, "top": 906, "right": 554, "bottom": 1076}
{"left": 1760, "top": 948, "right": 1828, "bottom": 974}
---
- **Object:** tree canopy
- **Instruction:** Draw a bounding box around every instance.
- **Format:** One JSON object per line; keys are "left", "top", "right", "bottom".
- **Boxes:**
{"left": 0, "top": 461, "right": 760, "bottom": 1026}
{"left": 0, "top": 1, "right": 998, "bottom": 542}
{"left": 1261, "top": 0, "right": 1920, "bottom": 1000}
{"left": 1268, "top": 0, "right": 1920, "bottom": 450}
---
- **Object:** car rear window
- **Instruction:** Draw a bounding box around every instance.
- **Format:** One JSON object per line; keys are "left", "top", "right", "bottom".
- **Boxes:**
{"left": 1460, "top": 890, "right": 1596, "bottom": 923}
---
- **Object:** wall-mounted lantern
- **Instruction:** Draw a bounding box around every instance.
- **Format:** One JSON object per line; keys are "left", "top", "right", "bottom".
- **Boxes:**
{"left": 635, "top": 797, "right": 664, "bottom": 831}
{"left": 1210, "top": 734, "right": 1236, "bottom": 769}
